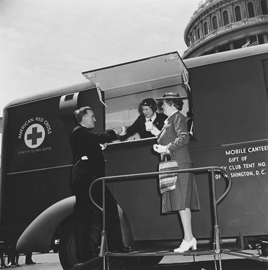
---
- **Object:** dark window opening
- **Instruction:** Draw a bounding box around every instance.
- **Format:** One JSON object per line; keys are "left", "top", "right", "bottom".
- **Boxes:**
{"left": 261, "top": 0, "right": 268, "bottom": 14}
{"left": 212, "top": 16, "right": 218, "bottom": 30}
{"left": 197, "top": 28, "right": 201, "bottom": 40}
{"left": 248, "top": 2, "right": 255, "bottom": 18}
{"left": 223, "top": 10, "right": 229, "bottom": 25}
{"left": 204, "top": 21, "right": 208, "bottom": 35}
{"left": 65, "top": 94, "right": 74, "bottom": 101}
{"left": 235, "top": 6, "right": 242, "bottom": 21}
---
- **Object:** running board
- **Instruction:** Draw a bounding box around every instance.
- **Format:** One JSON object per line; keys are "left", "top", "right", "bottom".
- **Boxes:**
{"left": 106, "top": 248, "right": 268, "bottom": 263}
{"left": 106, "top": 249, "right": 215, "bottom": 257}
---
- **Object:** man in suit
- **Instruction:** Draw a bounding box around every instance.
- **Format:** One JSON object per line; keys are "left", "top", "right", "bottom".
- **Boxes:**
{"left": 70, "top": 106, "right": 123, "bottom": 263}
{"left": 120, "top": 98, "right": 167, "bottom": 140}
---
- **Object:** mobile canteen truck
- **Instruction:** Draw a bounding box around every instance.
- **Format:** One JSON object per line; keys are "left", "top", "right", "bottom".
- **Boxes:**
{"left": 1, "top": 44, "right": 268, "bottom": 269}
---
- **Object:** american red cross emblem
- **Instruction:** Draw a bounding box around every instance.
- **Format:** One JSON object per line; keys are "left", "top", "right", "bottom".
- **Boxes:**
{"left": 24, "top": 124, "right": 45, "bottom": 148}
{"left": 27, "top": 127, "right": 43, "bottom": 145}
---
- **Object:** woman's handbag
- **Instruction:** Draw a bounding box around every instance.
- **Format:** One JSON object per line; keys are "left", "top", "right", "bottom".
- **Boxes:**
{"left": 158, "top": 155, "right": 178, "bottom": 194}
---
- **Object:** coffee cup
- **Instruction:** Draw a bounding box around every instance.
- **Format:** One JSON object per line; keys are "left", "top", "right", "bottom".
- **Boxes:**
{"left": 145, "top": 121, "right": 153, "bottom": 131}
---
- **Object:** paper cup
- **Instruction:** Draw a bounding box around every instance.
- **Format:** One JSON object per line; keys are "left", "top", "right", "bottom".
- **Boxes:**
{"left": 145, "top": 121, "right": 153, "bottom": 131}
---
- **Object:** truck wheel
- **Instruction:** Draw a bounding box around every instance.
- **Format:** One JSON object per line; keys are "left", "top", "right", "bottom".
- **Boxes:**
{"left": 58, "top": 217, "right": 102, "bottom": 270}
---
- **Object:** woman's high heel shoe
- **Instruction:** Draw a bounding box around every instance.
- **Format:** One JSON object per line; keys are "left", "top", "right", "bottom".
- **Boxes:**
{"left": 174, "top": 237, "right": 197, "bottom": 253}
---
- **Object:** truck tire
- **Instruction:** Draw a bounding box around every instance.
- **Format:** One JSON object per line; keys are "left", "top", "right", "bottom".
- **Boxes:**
{"left": 58, "top": 214, "right": 102, "bottom": 270}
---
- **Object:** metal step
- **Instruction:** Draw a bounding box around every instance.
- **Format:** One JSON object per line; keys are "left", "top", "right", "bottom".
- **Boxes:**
{"left": 106, "top": 249, "right": 215, "bottom": 257}
{"left": 106, "top": 248, "right": 268, "bottom": 264}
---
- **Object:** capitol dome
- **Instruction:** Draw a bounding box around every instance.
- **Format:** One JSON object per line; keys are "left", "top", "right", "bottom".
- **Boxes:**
{"left": 183, "top": 0, "right": 268, "bottom": 58}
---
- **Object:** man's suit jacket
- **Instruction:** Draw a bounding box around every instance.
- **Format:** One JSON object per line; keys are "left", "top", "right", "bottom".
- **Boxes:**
{"left": 71, "top": 126, "right": 117, "bottom": 186}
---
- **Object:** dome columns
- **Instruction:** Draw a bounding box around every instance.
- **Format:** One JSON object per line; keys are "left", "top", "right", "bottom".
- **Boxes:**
{"left": 183, "top": 0, "right": 268, "bottom": 58}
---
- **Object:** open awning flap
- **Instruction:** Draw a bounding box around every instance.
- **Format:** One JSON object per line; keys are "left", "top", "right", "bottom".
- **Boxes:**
{"left": 82, "top": 52, "right": 189, "bottom": 99}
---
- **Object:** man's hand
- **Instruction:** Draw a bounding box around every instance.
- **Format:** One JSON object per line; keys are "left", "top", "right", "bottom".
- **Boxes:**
{"left": 118, "top": 126, "right": 127, "bottom": 136}
{"left": 100, "top": 143, "right": 108, "bottom": 150}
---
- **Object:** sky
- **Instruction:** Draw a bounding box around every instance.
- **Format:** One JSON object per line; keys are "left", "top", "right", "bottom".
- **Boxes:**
{"left": 0, "top": 0, "right": 201, "bottom": 116}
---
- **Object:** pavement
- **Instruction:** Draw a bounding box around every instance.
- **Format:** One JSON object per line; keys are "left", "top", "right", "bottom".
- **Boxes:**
{"left": 2, "top": 250, "right": 268, "bottom": 270}
{"left": 2, "top": 253, "right": 60, "bottom": 270}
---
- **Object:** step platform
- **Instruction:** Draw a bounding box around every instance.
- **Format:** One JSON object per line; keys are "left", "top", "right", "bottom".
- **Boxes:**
{"left": 106, "top": 248, "right": 268, "bottom": 263}
{"left": 107, "top": 248, "right": 215, "bottom": 257}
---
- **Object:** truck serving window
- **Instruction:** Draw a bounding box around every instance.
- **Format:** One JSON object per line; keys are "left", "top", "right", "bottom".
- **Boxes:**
{"left": 105, "top": 86, "right": 190, "bottom": 141}
{"left": 82, "top": 52, "right": 192, "bottom": 142}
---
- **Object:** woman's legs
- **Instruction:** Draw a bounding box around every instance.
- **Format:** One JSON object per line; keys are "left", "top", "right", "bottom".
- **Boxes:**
{"left": 179, "top": 208, "right": 193, "bottom": 241}
{"left": 174, "top": 208, "right": 196, "bottom": 252}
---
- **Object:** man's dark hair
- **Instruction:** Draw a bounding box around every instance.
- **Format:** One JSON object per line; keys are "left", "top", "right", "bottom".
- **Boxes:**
{"left": 74, "top": 106, "right": 92, "bottom": 123}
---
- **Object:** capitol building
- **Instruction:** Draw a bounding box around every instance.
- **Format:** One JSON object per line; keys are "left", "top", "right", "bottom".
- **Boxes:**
{"left": 183, "top": 0, "right": 268, "bottom": 58}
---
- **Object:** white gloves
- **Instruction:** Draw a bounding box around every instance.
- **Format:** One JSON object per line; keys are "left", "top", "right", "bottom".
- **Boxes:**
{"left": 100, "top": 143, "right": 108, "bottom": 150}
{"left": 153, "top": 144, "right": 169, "bottom": 154}
{"left": 150, "top": 126, "right": 161, "bottom": 136}
{"left": 118, "top": 126, "right": 127, "bottom": 136}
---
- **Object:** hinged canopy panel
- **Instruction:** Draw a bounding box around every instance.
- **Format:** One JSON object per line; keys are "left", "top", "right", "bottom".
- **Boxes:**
{"left": 82, "top": 52, "right": 189, "bottom": 99}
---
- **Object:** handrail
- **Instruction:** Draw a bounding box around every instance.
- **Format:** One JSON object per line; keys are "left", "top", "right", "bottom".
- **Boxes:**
{"left": 88, "top": 166, "right": 231, "bottom": 270}
{"left": 89, "top": 166, "right": 231, "bottom": 212}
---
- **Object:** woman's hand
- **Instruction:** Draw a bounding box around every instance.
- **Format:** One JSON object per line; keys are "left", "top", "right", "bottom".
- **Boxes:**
{"left": 113, "top": 126, "right": 127, "bottom": 135}
{"left": 153, "top": 144, "right": 170, "bottom": 154}
{"left": 150, "top": 126, "right": 161, "bottom": 136}
{"left": 113, "top": 126, "right": 122, "bottom": 135}
{"left": 114, "top": 126, "right": 127, "bottom": 136}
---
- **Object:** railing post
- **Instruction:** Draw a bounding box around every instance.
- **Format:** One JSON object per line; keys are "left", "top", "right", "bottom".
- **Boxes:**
{"left": 99, "top": 180, "right": 107, "bottom": 270}
{"left": 211, "top": 169, "right": 223, "bottom": 270}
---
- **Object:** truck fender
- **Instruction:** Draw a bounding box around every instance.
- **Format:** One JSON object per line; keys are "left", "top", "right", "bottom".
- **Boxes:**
{"left": 16, "top": 196, "right": 75, "bottom": 253}
{"left": 16, "top": 196, "right": 133, "bottom": 253}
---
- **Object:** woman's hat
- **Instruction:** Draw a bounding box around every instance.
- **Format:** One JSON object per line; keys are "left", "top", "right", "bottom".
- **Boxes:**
{"left": 156, "top": 92, "right": 187, "bottom": 100}
{"left": 140, "top": 98, "right": 156, "bottom": 107}
{"left": 140, "top": 98, "right": 157, "bottom": 112}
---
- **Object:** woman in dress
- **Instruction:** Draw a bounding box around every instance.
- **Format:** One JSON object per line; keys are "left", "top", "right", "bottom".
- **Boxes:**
{"left": 153, "top": 92, "right": 200, "bottom": 253}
